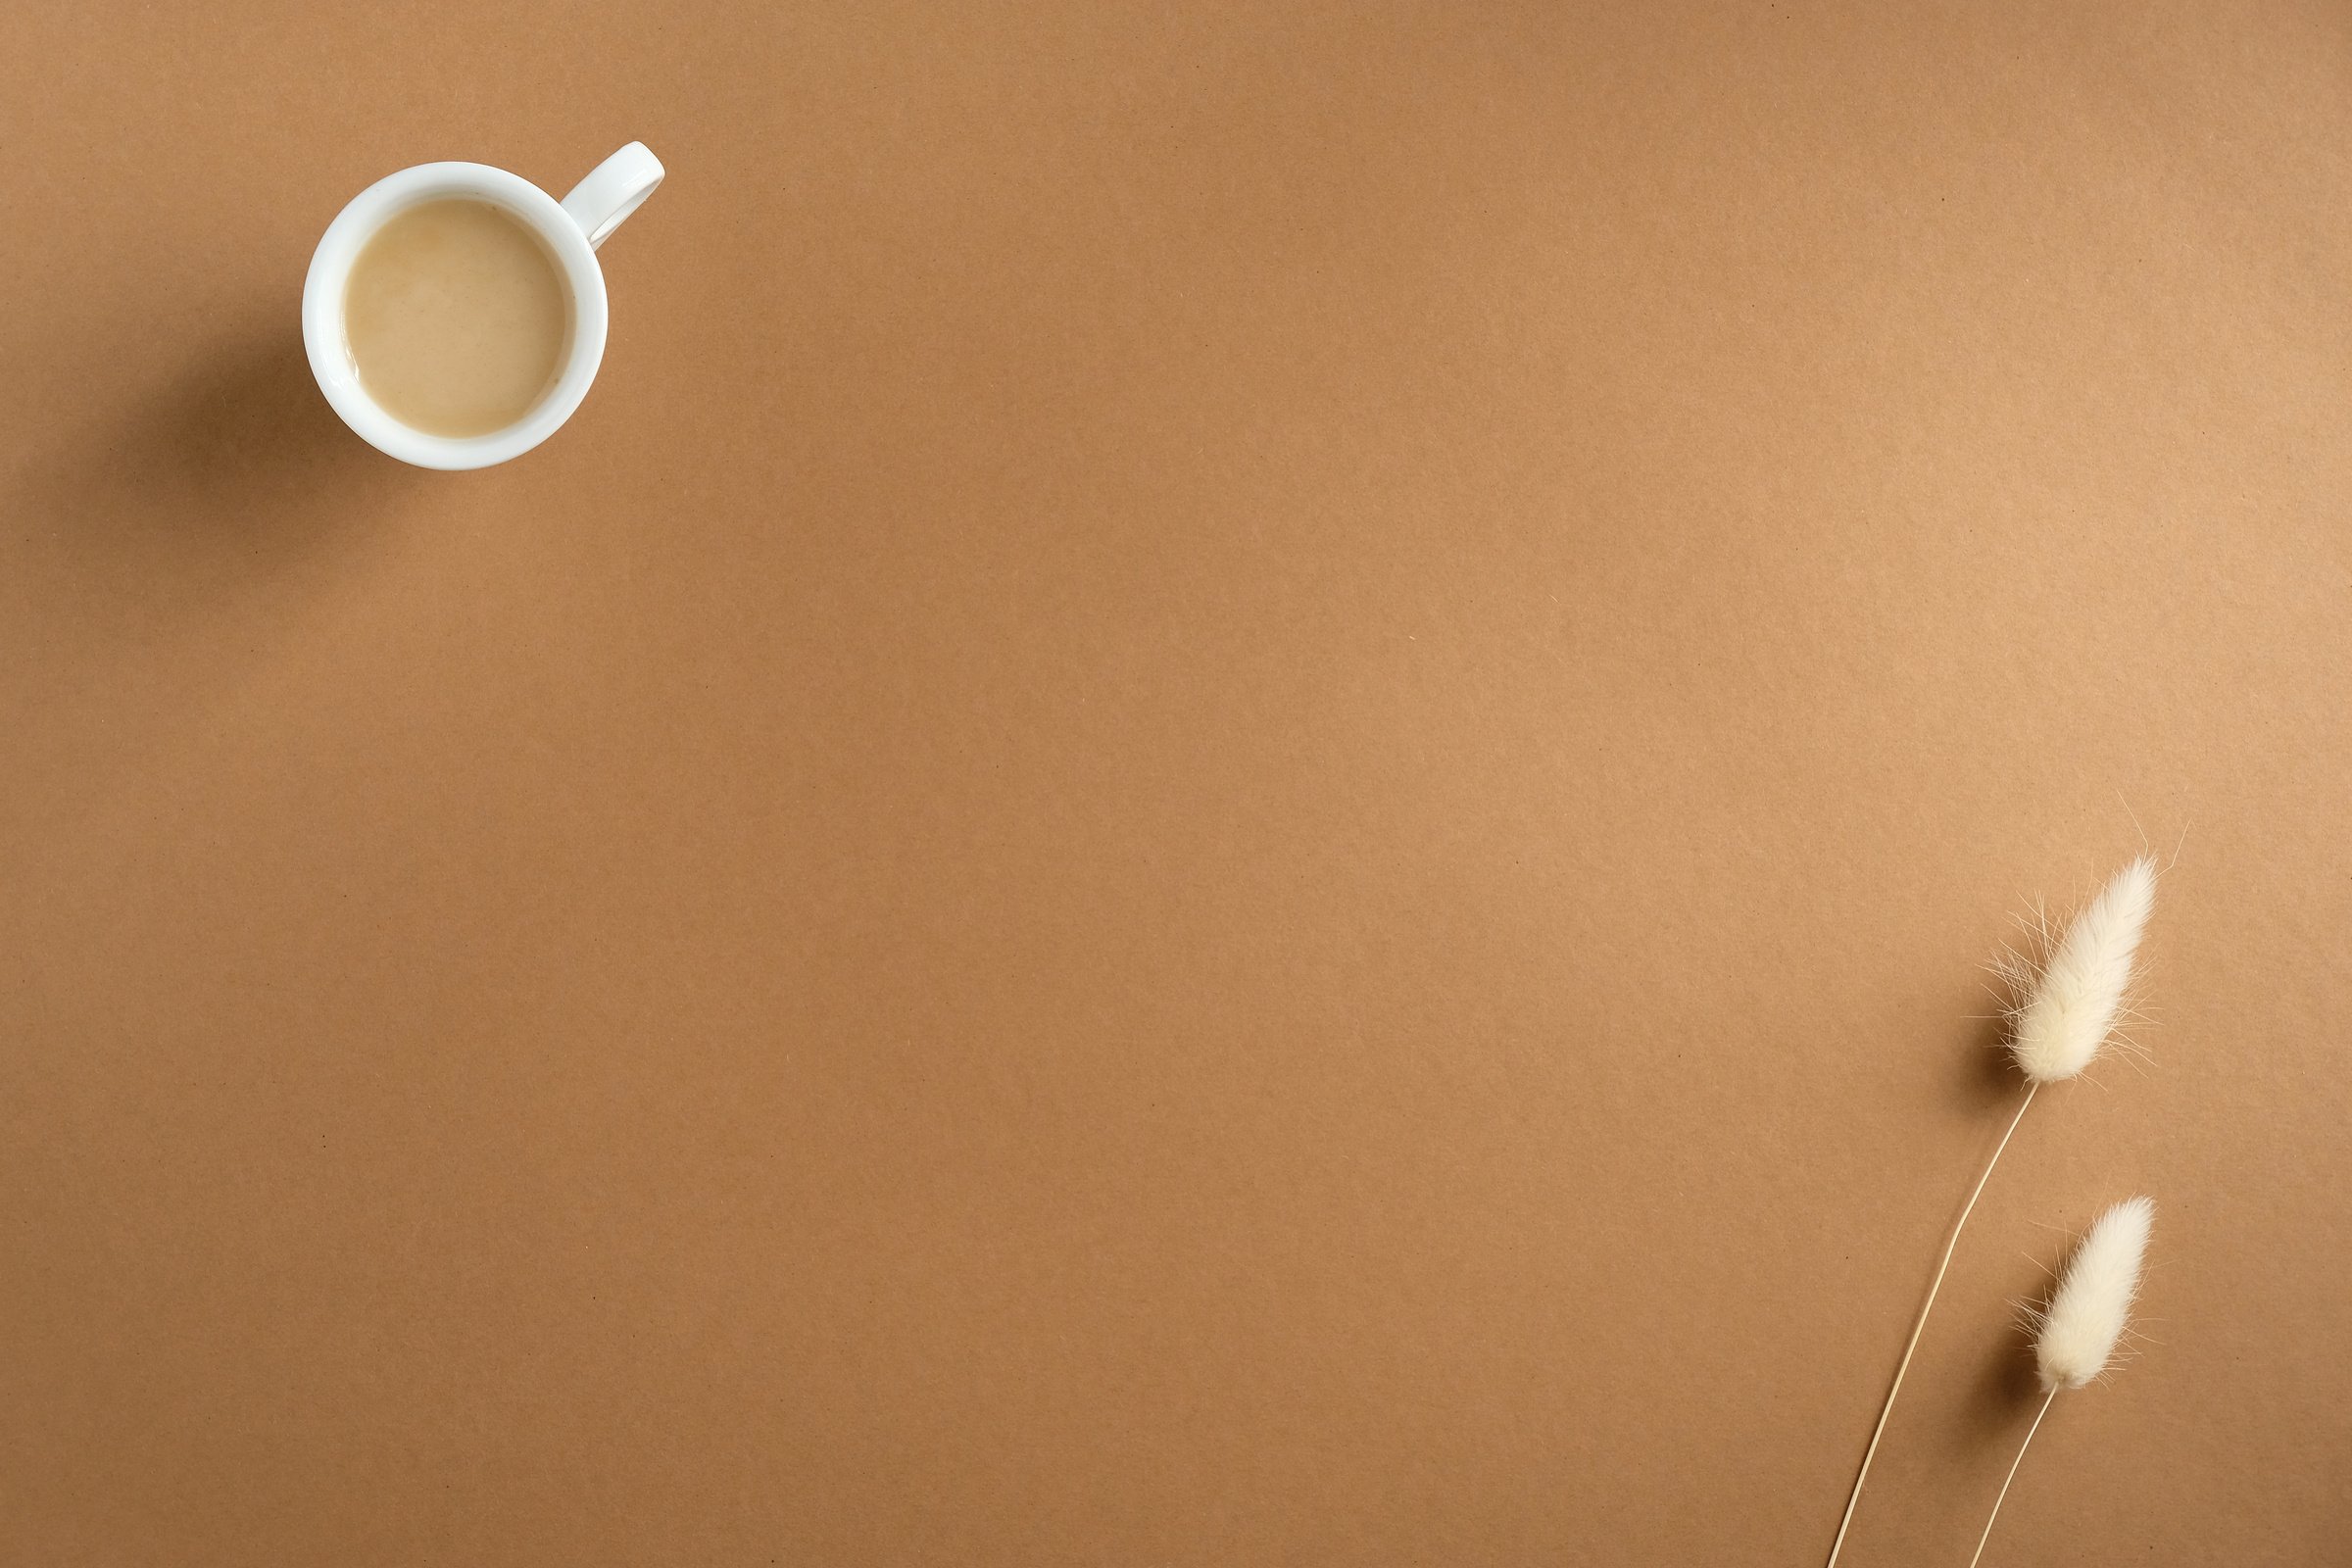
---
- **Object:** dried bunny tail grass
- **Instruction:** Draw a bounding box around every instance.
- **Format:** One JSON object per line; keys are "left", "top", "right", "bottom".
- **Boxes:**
{"left": 2008, "top": 858, "right": 2155, "bottom": 1084}
{"left": 2035, "top": 1196, "right": 2155, "bottom": 1389}
{"left": 1829, "top": 859, "right": 2160, "bottom": 1568}
{"left": 1969, "top": 1199, "right": 2156, "bottom": 1568}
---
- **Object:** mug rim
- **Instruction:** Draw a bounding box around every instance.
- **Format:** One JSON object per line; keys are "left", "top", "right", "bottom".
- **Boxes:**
{"left": 302, "top": 161, "right": 610, "bottom": 470}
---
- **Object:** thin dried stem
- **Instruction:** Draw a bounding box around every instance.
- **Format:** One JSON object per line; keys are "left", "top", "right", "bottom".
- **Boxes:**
{"left": 1968, "top": 1386, "right": 2060, "bottom": 1568}
{"left": 1822, "top": 1083, "right": 2039, "bottom": 1568}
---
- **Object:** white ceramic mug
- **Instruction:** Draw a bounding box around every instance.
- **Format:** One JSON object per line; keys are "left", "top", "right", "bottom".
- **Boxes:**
{"left": 302, "top": 142, "right": 663, "bottom": 470}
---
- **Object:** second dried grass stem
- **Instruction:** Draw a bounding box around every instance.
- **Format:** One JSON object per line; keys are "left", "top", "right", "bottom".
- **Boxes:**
{"left": 1967, "top": 1386, "right": 2059, "bottom": 1568}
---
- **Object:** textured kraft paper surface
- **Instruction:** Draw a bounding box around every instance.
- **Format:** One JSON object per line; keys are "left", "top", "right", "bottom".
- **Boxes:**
{"left": 3, "top": 3, "right": 2349, "bottom": 1563}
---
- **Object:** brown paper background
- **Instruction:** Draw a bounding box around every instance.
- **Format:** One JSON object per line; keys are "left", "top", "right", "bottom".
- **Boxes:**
{"left": 5, "top": 2, "right": 2349, "bottom": 1562}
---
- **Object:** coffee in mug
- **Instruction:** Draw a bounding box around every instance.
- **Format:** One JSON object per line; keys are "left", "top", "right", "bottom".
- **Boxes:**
{"left": 342, "top": 199, "right": 572, "bottom": 439}
{"left": 303, "top": 143, "right": 663, "bottom": 469}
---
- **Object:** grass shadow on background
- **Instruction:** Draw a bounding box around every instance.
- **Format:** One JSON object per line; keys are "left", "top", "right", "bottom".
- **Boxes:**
{"left": 1949, "top": 1005, "right": 2023, "bottom": 1122}
{"left": 1947, "top": 1246, "right": 2058, "bottom": 1463}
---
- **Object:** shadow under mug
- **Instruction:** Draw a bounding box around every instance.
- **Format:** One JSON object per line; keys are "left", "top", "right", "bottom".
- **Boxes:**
{"left": 302, "top": 142, "right": 663, "bottom": 470}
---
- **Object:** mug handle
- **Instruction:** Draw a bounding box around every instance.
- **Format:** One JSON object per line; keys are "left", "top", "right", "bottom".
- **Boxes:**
{"left": 561, "top": 142, "right": 665, "bottom": 250}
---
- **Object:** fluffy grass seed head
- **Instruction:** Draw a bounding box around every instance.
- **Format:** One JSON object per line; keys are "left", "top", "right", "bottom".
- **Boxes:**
{"left": 2008, "top": 858, "right": 2156, "bottom": 1085}
{"left": 2034, "top": 1197, "right": 2154, "bottom": 1391}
